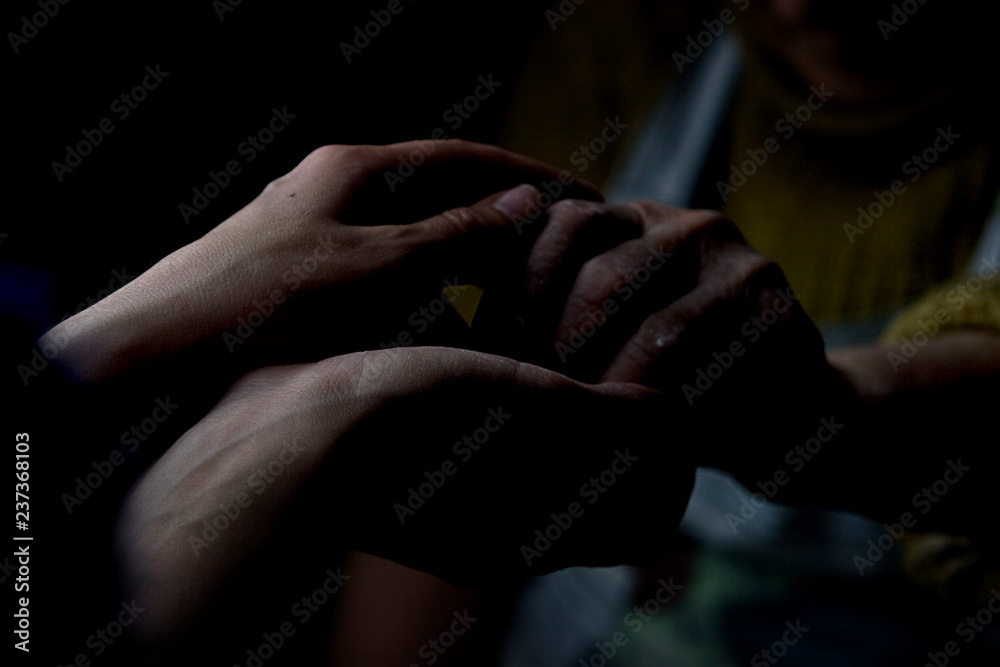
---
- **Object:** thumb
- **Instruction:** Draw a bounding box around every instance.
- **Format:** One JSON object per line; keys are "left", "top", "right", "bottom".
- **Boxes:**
{"left": 415, "top": 183, "right": 545, "bottom": 244}
{"left": 380, "top": 185, "right": 545, "bottom": 355}
{"left": 402, "top": 183, "right": 546, "bottom": 282}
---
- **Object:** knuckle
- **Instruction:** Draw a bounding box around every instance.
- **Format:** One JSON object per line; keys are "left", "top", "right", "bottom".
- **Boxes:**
{"left": 300, "top": 144, "right": 376, "bottom": 178}
{"left": 312, "top": 350, "right": 399, "bottom": 397}
{"left": 435, "top": 205, "right": 482, "bottom": 235}
{"left": 299, "top": 144, "right": 355, "bottom": 172}
{"left": 545, "top": 199, "right": 615, "bottom": 234}
{"left": 263, "top": 144, "right": 366, "bottom": 194}
{"left": 623, "top": 200, "right": 737, "bottom": 241}
{"left": 685, "top": 208, "right": 740, "bottom": 239}
{"left": 623, "top": 198, "right": 695, "bottom": 226}
{"left": 220, "top": 365, "right": 304, "bottom": 406}
{"left": 548, "top": 197, "right": 608, "bottom": 217}
{"left": 261, "top": 168, "right": 294, "bottom": 195}
{"left": 420, "top": 205, "right": 495, "bottom": 248}
{"left": 716, "top": 250, "right": 793, "bottom": 310}
{"left": 577, "top": 251, "right": 628, "bottom": 289}
{"left": 705, "top": 246, "right": 780, "bottom": 291}
{"left": 305, "top": 143, "right": 347, "bottom": 163}
{"left": 438, "top": 137, "right": 473, "bottom": 151}
{"left": 627, "top": 198, "right": 674, "bottom": 216}
{"left": 737, "top": 251, "right": 783, "bottom": 286}
{"left": 681, "top": 212, "right": 748, "bottom": 266}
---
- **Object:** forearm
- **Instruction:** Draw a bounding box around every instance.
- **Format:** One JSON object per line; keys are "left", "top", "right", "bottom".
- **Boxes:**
{"left": 115, "top": 352, "right": 392, "bottom": 646}
{"left": 44, "top": 233, "right": 273, "bottom": 383}
{"left": 811, "top": 330, "right": 1000, "bottom": 536}
{"left": 831, "top": 329, "right": 1000, "bottom": 403}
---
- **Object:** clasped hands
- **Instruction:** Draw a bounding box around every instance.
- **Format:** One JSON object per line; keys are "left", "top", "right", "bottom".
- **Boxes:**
{"left": 47, "top": 140, "right": 847, "bottom": 635}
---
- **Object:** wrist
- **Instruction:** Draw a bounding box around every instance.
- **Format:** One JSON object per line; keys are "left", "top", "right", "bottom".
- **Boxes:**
{"left": 40, "top": 302, "right": 140, "bottom": 384}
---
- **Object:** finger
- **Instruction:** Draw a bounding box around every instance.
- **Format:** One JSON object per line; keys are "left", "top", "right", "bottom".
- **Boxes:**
{"left": 322, "top": 349, "right": 690, "bottom": 585}
{"left": 273, "top": 185, "right": 567, "bottom": 362}
{"left": 548, "top": 205, "right": 746, "bottom": 381}
{"left": 545, "top": 227, "right": 687, "bottom": 381}
{"left": 600, "top": 251, "right": 824, "bottom": 452}
{"left": 364, "top": 185, "right": 552, "bottom": 357}
{"left": 601, "top": 281, "right": 745, "bottom": 389}
{"left": 521, "top": 200, "right": 645, "bottom": 359}
{"left": 332, "top": 139, "right": 603, "bottom": 225}
{"left": 378, "top": 138, "right": 602, "bottom": 200}
{"left": 363, "top": 184, "right": 540, "bottom": 303}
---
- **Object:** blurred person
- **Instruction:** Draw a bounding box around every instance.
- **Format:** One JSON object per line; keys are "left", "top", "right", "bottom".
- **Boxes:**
{"left": 497, "top": 0, "right": 1000, "bottom": 664}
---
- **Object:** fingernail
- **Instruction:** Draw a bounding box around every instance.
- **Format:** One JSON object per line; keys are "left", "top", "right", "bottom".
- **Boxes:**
{"left": 492, "top": 183, "right": 542, "bottom": 220}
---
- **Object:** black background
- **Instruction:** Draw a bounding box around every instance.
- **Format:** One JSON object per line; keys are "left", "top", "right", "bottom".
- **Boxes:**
{"left": 4, "top": 1, "right": 546, "bottom": 664}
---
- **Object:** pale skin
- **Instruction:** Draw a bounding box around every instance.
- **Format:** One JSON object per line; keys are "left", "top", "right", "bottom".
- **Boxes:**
{"left": 46, "top": 140, "right": 1000, "bottom": 663}
{"left": 115, "top": 348, "right": 690, "bottom": 648}
{"left": 43, "top": 139, "right": 601, "bottom": 386}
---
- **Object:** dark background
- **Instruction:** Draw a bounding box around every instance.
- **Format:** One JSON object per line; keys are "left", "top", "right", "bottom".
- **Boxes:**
{"left": 6, "top": 0, "right": 547, "bottom": 308}
{"left": 4, "top": 1, "right": 550, "bottom": 664}
{"left": 6, "top": 0, "right": 1000, "bottom": 665}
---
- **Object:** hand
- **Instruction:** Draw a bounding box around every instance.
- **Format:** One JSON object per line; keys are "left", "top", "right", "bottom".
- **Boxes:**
{"left": 115, "top": 346, "right": 695, "bottom": 641}
{"left": 524, "top": 198, "right": 1000, "bottom": 534}
{"left": 44, "top": 140, "right": 599, "bottom": 384}
{"left": 521, "top": 199, "right": 855, "bottom": 477}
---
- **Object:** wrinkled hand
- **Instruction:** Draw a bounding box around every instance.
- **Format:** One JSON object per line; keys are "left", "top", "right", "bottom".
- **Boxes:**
{"left": 45, "top": 140, "right": 598, "bottom": 384}
{"left": 116, "top": 346, "right": 695, "bottom": 638}
{"left": 521, "top": 199, "right": 856, "bottom": 478}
